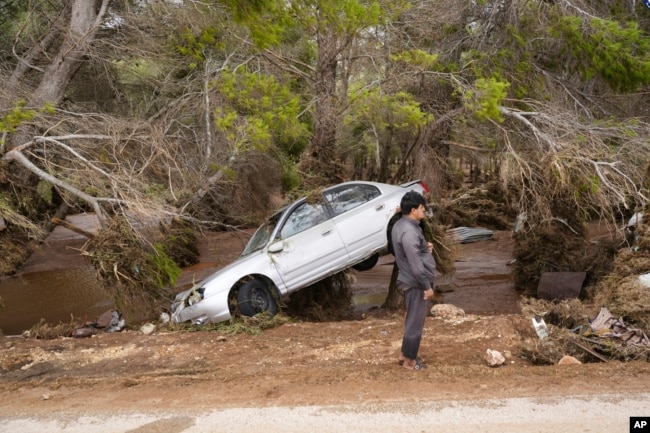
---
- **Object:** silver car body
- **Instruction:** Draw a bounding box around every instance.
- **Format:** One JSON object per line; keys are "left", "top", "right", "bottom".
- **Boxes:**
{"left": 171, "top": 180, "right": 427, "bottom": 325}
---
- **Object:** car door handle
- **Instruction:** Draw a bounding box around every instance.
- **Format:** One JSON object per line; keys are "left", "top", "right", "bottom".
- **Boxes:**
{"left": 375, "top": 204, "right": 385, "bottom": 211}
{"left": 322, "top": 228, "right": 333, "bottom": 236}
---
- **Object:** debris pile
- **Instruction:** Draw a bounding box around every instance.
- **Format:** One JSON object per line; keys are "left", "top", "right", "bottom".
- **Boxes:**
{"left": 519, "top": 272, "right": 650, "bottom": 364}
{"left": 24, "top": 309, "right": 127, "bottom": 339}
{"left": 83, "top": 216, "right": 182, "bottom": 322}
{"left": 437, "top": 182, "right": 516, "bottom": 230}
{"left": 575, "top": 307, "right": 650, "bottom": 350}
{"left": 591, "top": 223, "right": 650, "bottom": 331}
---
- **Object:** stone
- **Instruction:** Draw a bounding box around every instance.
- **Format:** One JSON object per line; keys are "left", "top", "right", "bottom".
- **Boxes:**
{"left": 140, "top": 323, "right": 156, "bottom": 335}
{"left": 430, "top": 303, "right": 465, "bottom": 318}
{"left": 485, "top": 349, "right": 505, "bottom": 367}
{"left": 558, "top": 355, "right": 582, "bottom": 365}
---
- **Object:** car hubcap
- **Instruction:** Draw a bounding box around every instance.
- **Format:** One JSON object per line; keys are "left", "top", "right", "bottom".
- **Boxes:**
{"left": 252, "top": 288, "right": 268, "bottom": 312}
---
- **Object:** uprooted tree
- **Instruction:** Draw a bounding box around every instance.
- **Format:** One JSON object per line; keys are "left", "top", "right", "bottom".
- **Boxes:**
{"left": 1, "top": 0, "right": 649, "bottom": 319}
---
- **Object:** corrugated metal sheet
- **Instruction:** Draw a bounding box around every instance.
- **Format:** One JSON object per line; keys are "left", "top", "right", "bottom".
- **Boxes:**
{"left": 446, "top": 226, "right": 494, "bottom": 244}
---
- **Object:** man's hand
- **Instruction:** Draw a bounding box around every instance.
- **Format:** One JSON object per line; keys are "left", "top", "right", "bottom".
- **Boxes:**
{"left": 423, "top": 288, "right": 434, "bottom": 300}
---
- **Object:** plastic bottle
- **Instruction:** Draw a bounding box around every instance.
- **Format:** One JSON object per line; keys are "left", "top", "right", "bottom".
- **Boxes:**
{"left": 532, "top": 317, "right": 549, "bottom": 339}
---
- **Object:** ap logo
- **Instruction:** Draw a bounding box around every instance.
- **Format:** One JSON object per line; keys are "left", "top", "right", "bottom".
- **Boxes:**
{"left": 631, "top": 417, "right": 650, "bottom": 431}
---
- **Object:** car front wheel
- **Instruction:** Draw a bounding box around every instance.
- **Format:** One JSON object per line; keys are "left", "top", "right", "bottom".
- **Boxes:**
{"left": 237, "top": 279, "right": 279, "bottom": 317}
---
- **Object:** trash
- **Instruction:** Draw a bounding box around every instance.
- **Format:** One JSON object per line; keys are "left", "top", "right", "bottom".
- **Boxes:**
{"left": 536, "top": 272, "right": 586, "bottom": 301}
{"left": 485, "top": 349, "right": 505, "bottom": 367}
{"left": 625, "top": 212, "right": 644, "bottom": 245}
{"left": 513, "top": 212, "right": 527, "bottom": 234}
{"left": 532, "top": 317, "right": 549, "bottom": 339}
{"left": 446, "top": 227, "right": 494, "bottom": 244}
{"left": 106, "top": 310, "right": 125, "bottom": 333}
{"left": 589, "top": 307, "right": 650, "bottom": 347}
{"left": 639, "top": 273, "right": 650, "bottom": 289}
{"left": 569, "top": 339, "right": 610, "bottom": 363}
{"left": 627, "top": 212, "right": 644, "bottom": 229}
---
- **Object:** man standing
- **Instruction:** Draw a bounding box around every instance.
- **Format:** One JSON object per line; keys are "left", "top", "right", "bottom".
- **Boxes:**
{"left": 392, "top": 191, "right": 436, "bottom": 370}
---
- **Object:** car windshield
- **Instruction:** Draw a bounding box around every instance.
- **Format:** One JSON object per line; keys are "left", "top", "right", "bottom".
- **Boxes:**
{"left": 240, "top": 210, "right": 283, "bottom": 257}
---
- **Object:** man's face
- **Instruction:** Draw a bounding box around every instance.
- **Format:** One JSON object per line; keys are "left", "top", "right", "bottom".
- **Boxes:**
{"left": 410, "top": 204, "right": 426, "bottom": 221}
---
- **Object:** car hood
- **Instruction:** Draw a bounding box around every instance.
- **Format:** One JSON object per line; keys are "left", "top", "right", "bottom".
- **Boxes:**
{"left": 174, "top": 249, "right": 277, "bottom": 301}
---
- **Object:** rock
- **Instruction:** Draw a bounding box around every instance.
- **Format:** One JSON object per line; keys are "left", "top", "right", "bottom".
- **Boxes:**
{"left": 558, "top": 355, "right": 582, "bottom": 365}
{"left": 430, "top": 303, "right": 465, "bottom": 318}
{"left": 96, "top": 309, "right": 125, "bottom": 332}
{"left": 140, "top": 323, "right": 156, "bottom": 335}
{"left": 72, "top": 326, "right": 98, "bottom": 338}
{"left": 485, "top": 349, "right": 505, "bottom": 367}
{"left": 96, "top": 310, "right": 114, "bottom": 328}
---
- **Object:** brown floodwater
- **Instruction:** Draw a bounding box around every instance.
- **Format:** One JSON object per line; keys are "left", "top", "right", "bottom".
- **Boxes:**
{"left": 0, "top": 267, "right": 114, "bottom": 335}
{"left": 0, "top": 214, "right": 114, "bottom": 335}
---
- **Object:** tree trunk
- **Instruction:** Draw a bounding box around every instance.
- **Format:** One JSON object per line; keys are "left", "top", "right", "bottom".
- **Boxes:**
{"left": 310, "top": 26, "right": 339, "bottom": 180}
{"left": 378, "top": 127, "right": 394, "bottom": 183}
{"left": 29, "top": 0, "right": 109, "bottom": 107}
{"left": 383, "top": 262, "right": 404, "bottom": 310}
{"left": 6, "top": 4, "right": 70, "bottom": 94}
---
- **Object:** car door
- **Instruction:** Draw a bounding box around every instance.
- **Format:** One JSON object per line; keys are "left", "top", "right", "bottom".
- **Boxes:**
{"left": 324, "top": 183, "right": 387, "bottom": 261}
{"left": 269, "top": 199, "right": 349, "bottom": 290}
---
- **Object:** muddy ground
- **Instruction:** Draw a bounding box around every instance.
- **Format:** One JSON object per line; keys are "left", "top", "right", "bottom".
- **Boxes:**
{"left": 1, "top": 230, "right": 649, "bottom": 416}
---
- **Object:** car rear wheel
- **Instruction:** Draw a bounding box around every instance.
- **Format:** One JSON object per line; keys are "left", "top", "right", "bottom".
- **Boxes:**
{"left": 352, "top": 253, "right": 379, "bottom": 271}
{"left": 237, "top": 279, "right": 279, "bottom": 317}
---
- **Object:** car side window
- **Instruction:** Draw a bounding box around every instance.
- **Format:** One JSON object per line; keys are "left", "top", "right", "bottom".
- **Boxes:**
{"left": 324, "top": 184, "right": 381, "bottom": 216}
{"left": 279, "top": 201, "right": 329, "bottom": 239}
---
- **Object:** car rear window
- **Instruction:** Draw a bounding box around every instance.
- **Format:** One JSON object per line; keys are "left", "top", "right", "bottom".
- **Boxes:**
{"left": 324, "top": 184, "right": 381, "bottom": 216}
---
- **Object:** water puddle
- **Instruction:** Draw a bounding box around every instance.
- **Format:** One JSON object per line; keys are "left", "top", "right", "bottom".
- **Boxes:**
{"left": 0, "top": 268, "right": 113, "bottom": 335}
{"left": 352, "top": 292, "right": 386, "bottom": 311}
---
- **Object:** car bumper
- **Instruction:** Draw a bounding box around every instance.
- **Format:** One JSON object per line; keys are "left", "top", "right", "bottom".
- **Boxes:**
{"left": 171, "top": 288, "right": 232, "bottom": 325}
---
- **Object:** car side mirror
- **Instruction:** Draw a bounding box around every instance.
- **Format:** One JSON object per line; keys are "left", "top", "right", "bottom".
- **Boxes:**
{"left": 268, "top": 241, "right": 284, "bottom": 253}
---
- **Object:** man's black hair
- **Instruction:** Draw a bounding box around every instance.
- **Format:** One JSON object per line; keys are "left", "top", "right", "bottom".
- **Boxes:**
{"left": 400, "top": 191, "right": 426, "bottom": 216}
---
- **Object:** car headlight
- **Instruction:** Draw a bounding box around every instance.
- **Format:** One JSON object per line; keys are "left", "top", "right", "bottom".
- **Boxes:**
{"left": 187, "top": 287, "right": 205, "bottom": 306}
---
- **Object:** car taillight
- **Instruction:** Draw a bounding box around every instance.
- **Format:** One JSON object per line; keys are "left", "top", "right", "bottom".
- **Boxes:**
{"left": 418, "top": 181, "right": 429, "bottom": 194}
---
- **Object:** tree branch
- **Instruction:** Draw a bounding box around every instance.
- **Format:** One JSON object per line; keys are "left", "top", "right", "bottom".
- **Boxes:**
{"left": 3, "top": 147, "right": 124, "bottom": 226}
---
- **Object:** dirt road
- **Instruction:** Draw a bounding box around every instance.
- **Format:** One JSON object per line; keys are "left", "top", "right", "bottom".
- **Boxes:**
{"left": 2, "top": 393, "right": 648, "bottom": 432}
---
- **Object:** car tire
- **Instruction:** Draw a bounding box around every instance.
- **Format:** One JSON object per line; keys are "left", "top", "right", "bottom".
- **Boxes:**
{"left": 352, "top": 253, "right": 379, "bottom": 271}
{"left": 237, "top": 279, "right": 279, "bottom": 317}
{"left": 386, "top": 212, "right": 402, "bottom": 256}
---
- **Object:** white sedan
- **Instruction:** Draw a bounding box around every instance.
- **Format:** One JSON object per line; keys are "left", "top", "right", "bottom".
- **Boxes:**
{"left": 171, "top": 180, "right": 428, "bottom": 325}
